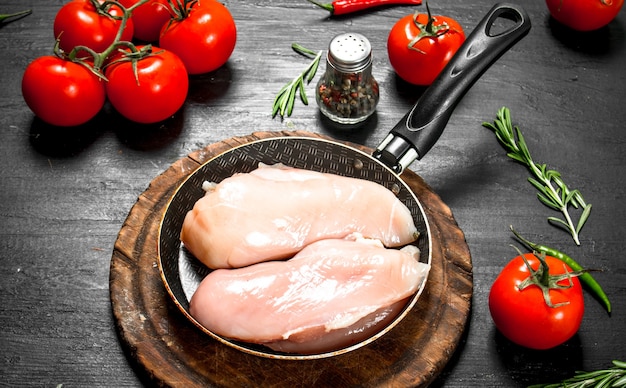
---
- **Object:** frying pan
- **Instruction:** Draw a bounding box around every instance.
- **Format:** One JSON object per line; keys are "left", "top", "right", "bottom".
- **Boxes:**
{"left": 158, "top": 3, "right": 531, "bottom": 360}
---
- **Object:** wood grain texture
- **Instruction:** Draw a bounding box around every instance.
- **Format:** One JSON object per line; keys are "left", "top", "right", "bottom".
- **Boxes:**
{"left": 110, "top": 132, "right": 473, "bottom": 387}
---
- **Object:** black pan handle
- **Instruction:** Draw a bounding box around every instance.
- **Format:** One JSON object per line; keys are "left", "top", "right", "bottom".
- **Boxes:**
{"left": 374, "top": 3, "right": 531, "bottom": 173}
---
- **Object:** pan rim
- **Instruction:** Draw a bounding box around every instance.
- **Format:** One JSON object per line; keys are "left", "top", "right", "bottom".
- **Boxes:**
{"left": 157, "top": 135, "right": 433, "bottom": 360}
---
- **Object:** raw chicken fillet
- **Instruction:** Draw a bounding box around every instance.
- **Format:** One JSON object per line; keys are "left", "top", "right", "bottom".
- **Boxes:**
{"left": 189, "top": 237, "right": 429, "bottom": 354}
{"left": 181, "top": 164, "right": 419, "bottom": 269}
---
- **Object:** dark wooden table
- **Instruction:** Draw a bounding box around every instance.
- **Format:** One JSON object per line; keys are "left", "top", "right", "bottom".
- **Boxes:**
{"left": 1, "top": 0, "right": 625, "bottom": 386}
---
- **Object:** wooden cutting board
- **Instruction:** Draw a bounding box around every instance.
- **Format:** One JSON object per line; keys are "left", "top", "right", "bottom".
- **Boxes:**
{"left": 110, "top": 131, "right": 473, "bottom": 387}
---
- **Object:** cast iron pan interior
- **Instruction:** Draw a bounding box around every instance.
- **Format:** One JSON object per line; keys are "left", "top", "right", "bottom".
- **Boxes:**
{"left": 158, "top": 136, "right": 432, "bottom": 360}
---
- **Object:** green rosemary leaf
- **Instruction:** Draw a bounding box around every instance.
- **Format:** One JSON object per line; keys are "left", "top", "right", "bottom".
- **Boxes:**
{"left": 292, "top": 42, "right": 317, "bottom": 57}
{"left": 506, "top": 152, "right": 526, "bottom": 164}
{"left": 275, "top": 90, "right": 288, "bottom": 115}
{"left": 566, "top": 190, "right": 583, "bottom": 209}
{"left": 285, "top": 81, "right": 297, "bottom": 116}
{"left": 565, "top": 190, "right": 579, "bottom": 207}
{"left": 597, "top": 373, "right": 617, "bottom": 388}
{"left": 307, "top": 56, "right": 321, "bottom": 83}
{"left": 574, "top": 191, "right": 587, "bottom": 207}
{"left": 271, "top": 96, "right": 283, "bottom": 118}
{"left": 613, "top": 375, "right": 626, "bottom": 386}
{"left": 575, "top": 369, "right": 614, "bottom": 379}
{"left": 536, "top": 163, "right": 548, "bottom": 177}
{"left": 528, "top": 177, "right": 547, "bottom": 192}
{"left": 276, "top": 87, "right": 290, "bottom": 117}
{"left": 514, "top": 127, "right": 532, "bottom": 162}
{"left": 560, "top": 186, "right": 568, "bottom": 207}
{"left": 547, "top": 216, "right": 570, "bottom": 231}
{"left": 298, "top": 77, "right": 308, "bottom": 105}
{"left": 544, "top": 169, "right": 562, "bottom": 181}
{"left": 271, "top": 103, "right": 280, "bottom": 118}
{"left": 537, "top": 192, "right": 559, "bottom": 210}
{"left": 576, "top": 204, "right": 592, "bottom": 234}
{"left": 491, "top": 120, "right": 505, "bottom": 134}
{"left": 272, "top": 83, "right": 291, "bottom": 117}
{"left": 501, "top": 106, "right": 512, "bottom": 125}
{"left": 494, "top": 132, "right": 510, "bottom": 149}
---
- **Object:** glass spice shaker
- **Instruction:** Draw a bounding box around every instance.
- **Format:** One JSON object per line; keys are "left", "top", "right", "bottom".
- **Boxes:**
{"left": 316, "top": 32, "right": 379, "bottom": 125}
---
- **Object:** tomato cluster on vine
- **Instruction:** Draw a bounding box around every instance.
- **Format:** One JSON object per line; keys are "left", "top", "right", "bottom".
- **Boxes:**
{"left": 22, "top": 0, "right": 237, "bottom": 127}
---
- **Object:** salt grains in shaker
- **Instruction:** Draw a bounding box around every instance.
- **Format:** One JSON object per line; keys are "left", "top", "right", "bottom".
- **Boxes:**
{"left": 316, "top": 33, "right": 379, "bottom": 125}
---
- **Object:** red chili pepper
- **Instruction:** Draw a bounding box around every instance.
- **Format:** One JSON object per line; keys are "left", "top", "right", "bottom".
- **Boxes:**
{"left": 307, "top": 0, "right": 422, "bottom": 16}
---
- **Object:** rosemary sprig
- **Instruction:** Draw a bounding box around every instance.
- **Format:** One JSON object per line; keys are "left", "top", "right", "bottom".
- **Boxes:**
{"left": 272, "top": 43, "right": 322, "bottom": 119}
{"left": 528, "top": 359, "right": 626, "bottom": 388}
{"left": 483, "top": 107, "right": 592, "bottom": 245}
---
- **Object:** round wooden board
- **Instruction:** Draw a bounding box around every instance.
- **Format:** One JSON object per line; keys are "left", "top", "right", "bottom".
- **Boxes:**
{"left": 110, "top": 131, "right": 473, "bottom": 387}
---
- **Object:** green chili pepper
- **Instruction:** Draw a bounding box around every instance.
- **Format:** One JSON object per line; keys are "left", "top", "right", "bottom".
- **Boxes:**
{"left": 510, "top": 226, "right": 611, "bottom": 313}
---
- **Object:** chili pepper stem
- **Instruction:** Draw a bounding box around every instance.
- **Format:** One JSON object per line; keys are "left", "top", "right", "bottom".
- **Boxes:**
{"left": 306, "top": 0, "right": 335, "bottom": 13}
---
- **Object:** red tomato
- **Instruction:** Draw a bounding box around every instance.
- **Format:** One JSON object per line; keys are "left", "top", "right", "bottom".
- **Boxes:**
{"left": 22, "top": 56, "right": 106, "bottom": 127}
{"left": 387, "top": 11, "right": 465, "bottom": 86}
{"left": 159, "top": 0, "right": 236, "bottom": 75}
{"left": 119, "top": 0, "right": 172, "bottom": 42}
{"left": 546, "top": 0, "right": 624, "bottom": 31}
{"left": 105, "top": 46, "right": 188, "bottom": 124}
{"left": 53, "top": 0, "right": 134, "bottom": 54}
{"left": 489, "top": 253, "right": 584, "bottom": 350}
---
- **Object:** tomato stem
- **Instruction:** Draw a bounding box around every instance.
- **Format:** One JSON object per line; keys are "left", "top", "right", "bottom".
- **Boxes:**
{"left": 161, "top": 0, "right": 197, "bottom": 33}
{"left": 166, "top": 0, "right": 197, "bottom": 20}
{"left": 513, "top": 247, "right": 583, "bottom": 308}
{"left": 52, "top": 0, "right": 153, "bottom": 82}
{"left": 407, "top": 2, "right": 456, "bottom": 54}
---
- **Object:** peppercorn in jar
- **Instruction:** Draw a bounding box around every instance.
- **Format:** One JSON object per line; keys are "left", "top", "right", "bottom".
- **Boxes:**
{"left": 316, "top": 33, "right": 379, "bottom": 125}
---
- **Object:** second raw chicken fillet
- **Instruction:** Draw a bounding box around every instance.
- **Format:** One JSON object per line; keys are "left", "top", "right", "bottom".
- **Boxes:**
{"left": 189, "top": 237, "right": 429, "bottom": 353}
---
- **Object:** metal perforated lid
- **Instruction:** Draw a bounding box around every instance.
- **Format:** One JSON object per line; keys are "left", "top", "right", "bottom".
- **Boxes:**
{"left": 327, "top": 32, "right": 372, "bottom": 72}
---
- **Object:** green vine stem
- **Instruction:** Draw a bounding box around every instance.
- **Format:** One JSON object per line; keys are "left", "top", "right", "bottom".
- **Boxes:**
{"left": 55, "top": 0, "right": 153, "bottom": 81}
